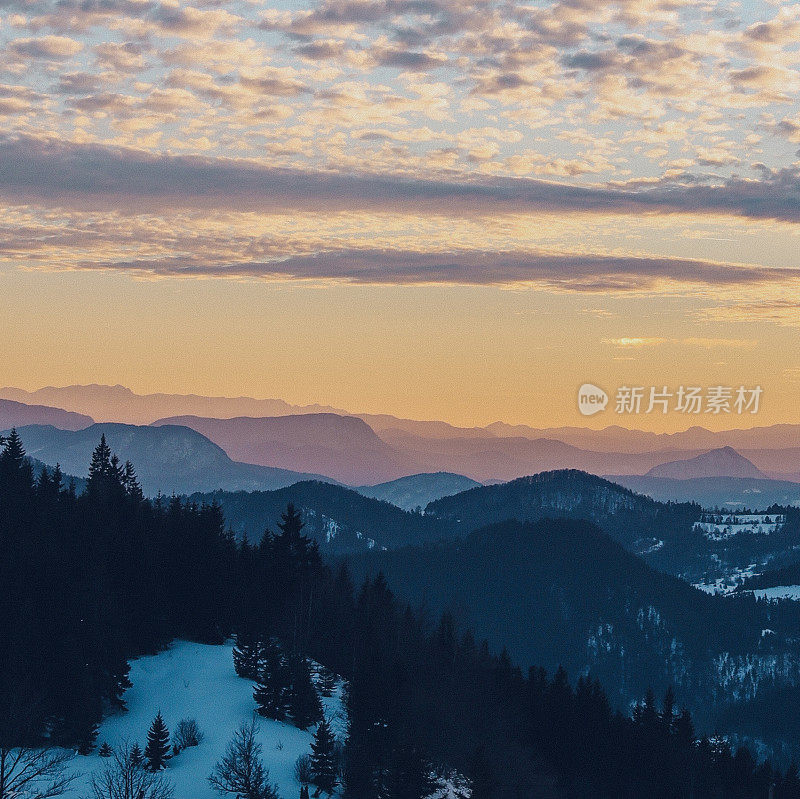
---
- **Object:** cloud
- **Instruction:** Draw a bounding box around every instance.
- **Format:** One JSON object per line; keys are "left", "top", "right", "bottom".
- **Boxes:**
{"left": 701, "top": 300, "right": 800, "bottom": 327}
{"left": 94, "top": 42, "right": 146, "bottom": 72}
{"left": 7, "top": 35, "right": 83, "bottom": 59}
{"left": 149, "top": 5, "right": 240, "bottom": 38}
{"left": 3, "top": 136, "right": 800, "bottom": 225}
{"left": 373, "top": 47, "right": 448, "bottom": 70}
{"left": 44, "top": 246, "right": 800, "bottom": 291}
{"left": 0, "top": 84, "right": 38, "bottom": 115}
{"left": 603, "top": 337, "right": 667, "bottom": 347}
{"left": 293, "top": 40, "right": 346, "bottom": 60}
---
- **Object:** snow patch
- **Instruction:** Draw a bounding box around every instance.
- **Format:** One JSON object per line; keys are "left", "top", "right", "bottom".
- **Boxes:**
{"left": 62, "top": 640, "right": 347, "bottom": 799}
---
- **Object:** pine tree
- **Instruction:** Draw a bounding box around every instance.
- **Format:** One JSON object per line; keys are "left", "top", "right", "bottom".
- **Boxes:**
{"left": 289, "top": 656, "right": 322, "bottom": 730}
{"left": 0, "top": 428, "right": 25, "bottom": 469}
{"left": 660, "top": 686, "right": 676, "bottom": 735}
{"left": 130, "top": 742, "right": 144, "bottom": 768}
{"left": 318, "top": 667, "right": 337, "bottom": 698}
{"left": 122, "top": 460, "right": 144, "bottom": 502}
{"left": 87, "top": 434, "right": 112, "bottom": 486}
{"left": 309, "top": 717, "right": 338, "bottom": 795}
{"left": 77, "top": 722, "right": 100, "bottom": 756}
{"left": 233, "top": 632, "right": 262, "bottom": 680}
{"left": 254, "top": 640, "right": 290, "bottom": 721}
{"left": 144, "top": 711, "right": 171, "bottom": 771}
{"left": 0, "top": 428, "right": 34, "bottom": 496}
{"left": 271, "top": 503, "right": 318, "bottom": 568}
{"left": 99, "top": 742, "right": 113, "bottom": 757}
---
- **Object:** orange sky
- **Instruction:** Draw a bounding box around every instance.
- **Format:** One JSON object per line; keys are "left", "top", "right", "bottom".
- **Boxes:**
{"left": 2, "top": 0, "right": 800, "bottom": 431}
{"left": 2, "top": 264, "right": 797, "bottom": 431}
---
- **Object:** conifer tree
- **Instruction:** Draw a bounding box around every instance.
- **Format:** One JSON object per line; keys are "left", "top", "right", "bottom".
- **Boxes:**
{"left": 87, "top": 435, "right": 112, "bottom": 486}
{"left": 318, "top": 667, "right": 337, "bottom": 698}
{"left": 254, "top": 640, "right": 290, "bottom": 721}
{"left": 130, "top": 742, "right": 144, "bottom": 768}
{"left": 122, "top": 460, "right": 144, "bottom": 502}
{"left": 0, "top": 428, "right": 25, "bottom": 468}
{"left": 289, "top": 656, "right": 322, "bottom": 730}
{"left": 309, "top": 717, "right": 338, "bottom": 795}
{"left": 144, "top": 711, "right": 171, "bottom": 771}
{"left": 77, "top": 722, "right": 100, "bottom": 756}
{"left": 233, "top": 632, "right": 261, "bottom": 680}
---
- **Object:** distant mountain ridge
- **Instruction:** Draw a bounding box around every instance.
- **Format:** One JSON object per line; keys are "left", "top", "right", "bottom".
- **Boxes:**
{"left": 645, "top": 446, "right": 765, "bottom": 480}
{"left": 355, "top": 472, "right": 482, "bottom": 510}
{"left": 608, "top": 474, "right": 800, "bottom": 510}
{"left": 6, "top": 423, "right": 334, "bottom": 496}
{"left": 0, "top": 385, "right": 345, "bottom": 426}
{"left": 6, "top": 386, "right": 800, "bottom": 488}
{"left": 0, "top": 398, "right": 93, "bottom": 431}
{"left": 153, "top": 413, "right": 413, "bottom": 485}
{"left": 8, "top": 384, "right": 800, "bottom": 453}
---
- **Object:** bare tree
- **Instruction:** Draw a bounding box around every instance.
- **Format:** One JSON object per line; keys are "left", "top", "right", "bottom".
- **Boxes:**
{"left": 88, "top": 741, "right": 174, "bottom": 799}
{"left": 172, "top": 719, "right": 203, "bottom": 753}
{"left": 208, "top": 720, "right": 279, "bottom": 799}
{"left": 294, "top": 754, "right": 312, "bottom": 786}
{"left": 0, "top": 744, "right": 76, "bottom": 799}
{"left": 0, "top": 692, "right": 76, "bottom": 799}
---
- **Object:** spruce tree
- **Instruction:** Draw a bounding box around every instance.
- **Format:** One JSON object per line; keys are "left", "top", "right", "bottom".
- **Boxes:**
{"left": 254, "top": 640, "right": 290, "bottom": 721}
{"left": 130, "top": 742, "right": 144, "bottom": 768}
{"left": 289, "top": 656, "right": 322, "bottom": 730}
{"left": 77, "top": 722, "right": 100, "bottom": 756}
{"left": 318, "top": 667, "right": 337, "bottom": 698}
{"left": 144, "top": 711, "right": 171, "bottom": 771}
{"left": 309, "top": 717, "right": 338, "bottom": 795}
{"left": 233, "top": 632, "right": 262, "bottom": 680}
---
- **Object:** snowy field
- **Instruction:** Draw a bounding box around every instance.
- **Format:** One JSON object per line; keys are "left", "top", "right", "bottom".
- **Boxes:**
{"left": 693, "top": 514, "right": 785, "bottom": 541}
{"left": 60, "top": 640, "right": 347, "bottom": 799}
{"left": 749, "top": 585, "right": 800, "bottom": 601}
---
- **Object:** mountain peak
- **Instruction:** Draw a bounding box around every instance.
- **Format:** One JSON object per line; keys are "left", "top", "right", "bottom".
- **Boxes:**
{"left": 645, "top": 446, "right": 765, "bottom": 480}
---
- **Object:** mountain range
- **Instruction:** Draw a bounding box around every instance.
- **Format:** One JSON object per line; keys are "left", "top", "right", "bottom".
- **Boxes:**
{"left": 6, "top": 423, "right": 332, "bottom": 496}
{"left": 345, "top": 516, "right": 799, "bottom": 716}
{"left": 153, "top": 413, "right": 413, "bottom": 485}
{"left": 3, "top": 386, "right": 800, "bottom": 512}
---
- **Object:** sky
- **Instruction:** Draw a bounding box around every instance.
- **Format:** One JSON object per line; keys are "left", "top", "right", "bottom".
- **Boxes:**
{"left": 1, "top": 0, "right": 800, "bottom": 430}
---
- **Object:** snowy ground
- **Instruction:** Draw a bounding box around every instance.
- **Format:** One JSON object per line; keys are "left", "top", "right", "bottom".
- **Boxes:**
{"left": 61, "top": 640, "right": 347, "bottom": 799}
{"left": 694, "top": 564, "right": 759, "bottom": 595}
{"left": 749, "top": 585, "right": 800, "bottom": 601}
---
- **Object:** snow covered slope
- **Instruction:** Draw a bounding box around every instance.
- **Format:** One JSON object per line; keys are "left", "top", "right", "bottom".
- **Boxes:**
{"left": 63, "top": 641, "right": 347, "bottom": 799}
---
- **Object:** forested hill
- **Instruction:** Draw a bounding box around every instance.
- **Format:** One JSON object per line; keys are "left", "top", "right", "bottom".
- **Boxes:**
{"left": 426, "top": 469, "right": 704, "bottom": 571}
{"left": 187, "top": 481, "right": 458, "bottom": 553}
{"left": 345, "top": 517, "right": 800, "bottom": 718}
{"left": 3, "top": 429, "right": 800, "bottom": 797}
